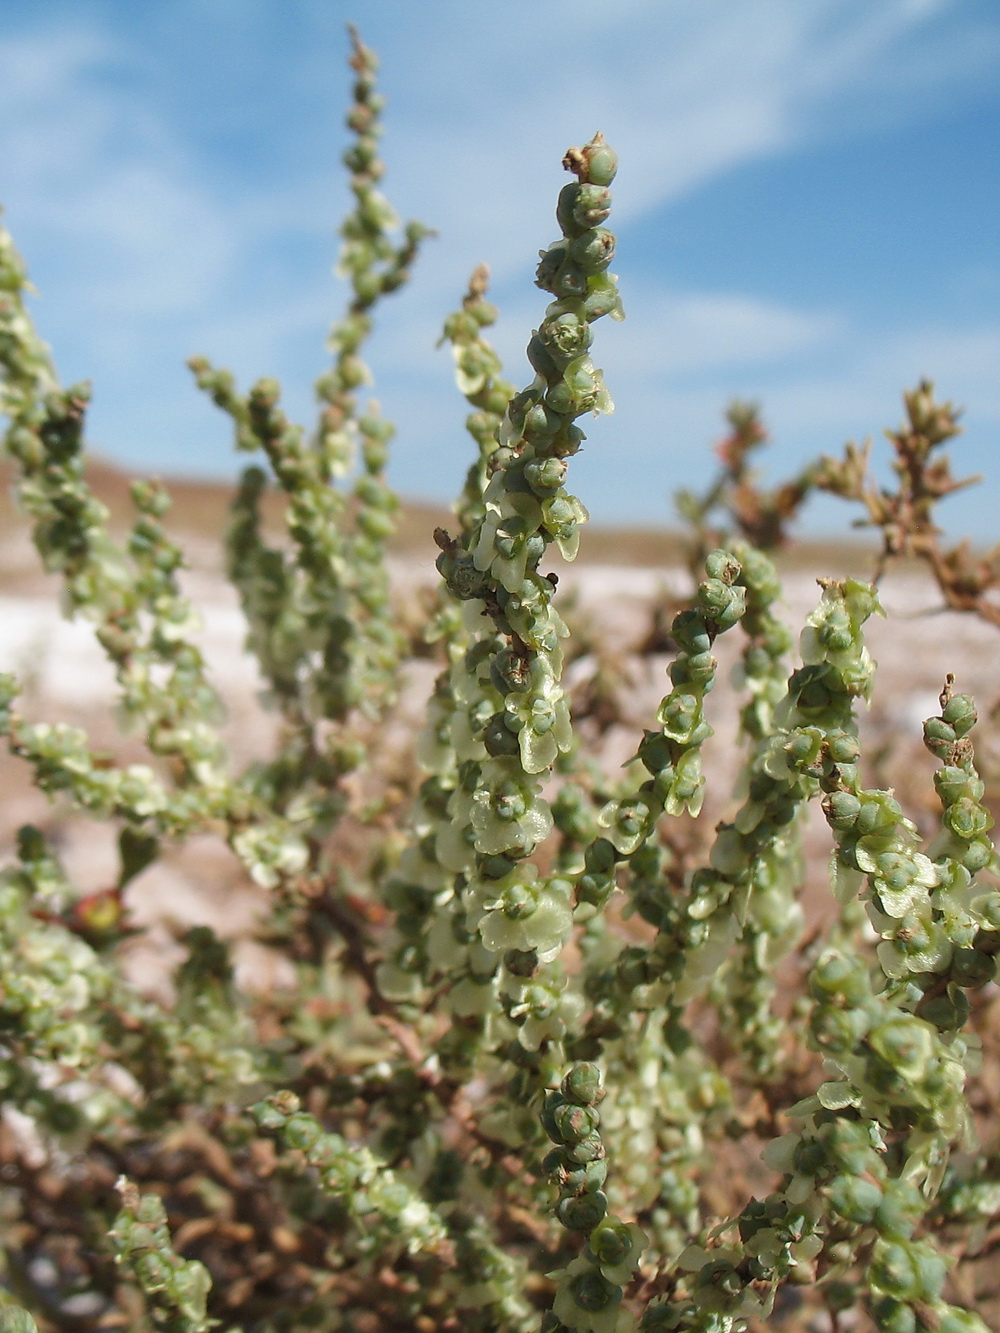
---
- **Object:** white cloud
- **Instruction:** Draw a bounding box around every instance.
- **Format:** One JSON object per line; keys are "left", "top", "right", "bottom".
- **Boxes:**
{"left": 371, "top": 0, "right": 992, "bottom": 286}
{"left": 0, "top": 27, "right": 235, "bottom": 320}
{"left": 1, "top": 1, "right": 997, "bottom": 536}
{"left": 602, "top": 289, "right": 840, "bottom": 377}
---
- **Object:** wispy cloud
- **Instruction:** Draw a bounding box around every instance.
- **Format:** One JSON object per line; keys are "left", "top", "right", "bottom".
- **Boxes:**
{"left": 602, "top": 288, "right": 840, "bottom": 377}
{"left": 0, "top": 1, "right": 997, "bottom": 529}
{"left": 0, "top": 29, "right": 232, "bottom": 311}
{"left": 374, "top": 0, "right": 996, "bottom": 282}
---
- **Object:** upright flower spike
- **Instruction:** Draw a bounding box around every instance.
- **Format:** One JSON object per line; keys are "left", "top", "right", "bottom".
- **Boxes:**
{"left": 709, "top": 543, "right": 801, "bottom": 1079}
{"left": 191, "top": 25, "right": 428, "bottom": 732}
{"left": 823, "top": 675, "right": 999, "bottom": 1023}
{"left": 423, "top": 139, "right": 624, "bottom": 1069}
{"left": 581, "top": 549, "right": 748, "bottom": 934}
{"left": 375, "top": 269, "right": 513, "bottom": 1012}
{"left": 440, "top": 131, "right": 621, "bottom": 835}
{"left": 416, "top": 139, "right": 624, "bottom": 1056}
{"left": 432, "top": 133, "right": 648, "bottom": 1333}
{"left": 0, "top": 210, "right": 57, "bottom": 408}
{"left": 322, "top": 27, "right": 433, "bottom": 714}
{"left": 439, "top": 263, "right": 517, "bottom": 538}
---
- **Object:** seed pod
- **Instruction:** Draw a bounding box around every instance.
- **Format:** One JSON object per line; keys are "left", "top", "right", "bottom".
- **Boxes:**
{"left": 963, "top": 839, "right": 993, "bottom": 872}
{"left": 556, "top": 182, "right": 584, "bottom": 236}
{"left": 812, "top": 1003, "right": 872, "bottom": 1052}
{"left": 945, "top": 797, "right": 992, "bottom": 841}
{"left": 491, "top": 647, "right": 532, "bottom": 694}
{"left": 535, "top": 243, "right": 568, "bottom": 291}
{"left": 568, "top": 227, "right": 616, "bottom": 274}
{"left": 685, "top": 651, "right": 716, "bottom": 688}
{"left": 562, "top": 1062, "right": 603, "bottom": 1106}
{"left": 571, "top": 183, "right": 612, "bottom": 230}
{"left": 671, "top": 610, "right": 713, "bottom": 655}
{"left": 436, "top": 548, "right": 490, "bottom": 601}
{"left": 552, "top": 258, "right": 589, "bottom": 299}
{"left": 704, "top": 549, "right": 741, "bottom": 583}
{"left": 585, "top": 838, "right": 620, "bottom": 874}
{"left": 791, "top": 1139, "right": 826, "bottom": 1176}
{"left": 568, "top": 1269, "right": 620, "bottom": 1313}
{"left": 522, "top": 403, "right": 560, "bottom": 444}
{"left": 550, "top": 420, "right": 587, "bottom": 456}
{"left": 483, "top": 714, "right": 521, "bottom": 757}
{"left": 871, "top": 1236, "right": 946, "bottom": 1302}
{"left": 565, "top": 1134, "right": 605, "bottom": 1164}
{"left": 582, "top": 282, "right": 622, "bottom": 321}
{"left": 527, "top": 334, "right": 559, "bottom": 381}
{"left": 810, "top": 952, "right": 868, "bottom": 1004}
{"left": 951, "top": 946, "right": 995, "bottom": 988}
{"left": 827, "top": 732, "right": 861, "bottom": 764}
{"left": 541, "top": 311, "right": 593, "bottom": 361}
{"left": 589, "top": 1219, "right": 633, "bottom": 1267}
{"left": 563, "top": 135, "right": 618, "bottom": 187}
{"left": 924, "top": 716, "right": 958, "bottom": 756}
{"left": 504, "top": 947, "right": 538, "bottom": 977}
{"left": 870, "top": 1299, "right": 919, "bottom": 1333}
{"left": 873, "top": 1180, "right": 925, "bottom": 1239}
{"left": 934, "top": 765, "right": 971, "bottom": 804}
{"left": 525, "top": 456, "right": 567, "bottom": 495}
{"left": 283, "top": 1113, "right": 323, "bottom": 1151}
{"left": 563, "top": 1158, "right": 609, "bottom": 1194}
{"left": 557, "top": 1190, "right": 608, "bottom": 1232}
{"left": 824, "top": 790, "right": 862, "bottom": 828}
{"left": 826, "top": 1174, "right": 883, "bottom": 1224}
{"left": 942, "top": 692, "right": 977, "bottom": 736}
{"left": 918, "top": 988, "right": 971, "bottom": 1031}
{"left": 552, "top": 1102, "right": 601, "bottom": 1143}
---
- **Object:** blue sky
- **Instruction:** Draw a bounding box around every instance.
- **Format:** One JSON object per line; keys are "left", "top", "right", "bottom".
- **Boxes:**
{"left": 1, "top": 0, "right": 998, "bottom": 536}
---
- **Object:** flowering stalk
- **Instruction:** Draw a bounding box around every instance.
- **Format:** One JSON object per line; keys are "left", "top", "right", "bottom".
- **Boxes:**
{"left": 561, "top": 551, "right": 751, "bottom": 1073}
{"left": 374, "top": 267, "right": 513, "bottom": 1030}
{"left": 439, "top": 262, "right": 517, "bottom": 536}
{"left": 675, "top": 399, "right": 815, "bottom": 573}
{"left": 324, "top": 26, "right": 432, "bottom": 714}
{"left": 641, "top": 588, "right": 992, "bottom": 1333}
{"left": 251, "top": 1092, "right": 535, "bottom": 1328}
{"left": 432, "top": 132, "right": 646, "bottom": 1332}
{"left": 0, "top": 229, "right": 228, "bottom": 790}
{"left": 110, "top": 1179, "right": 213, "bottom": 1333}
{"left": 428, "top": 139, "right": 622, "bottom": 1070}
{"left": 708, "top": 542, "right": 800, "bottom": 1080}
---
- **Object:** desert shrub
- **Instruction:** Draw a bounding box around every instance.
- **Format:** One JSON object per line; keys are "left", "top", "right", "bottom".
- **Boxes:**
{"left": 1, "top": 27, "right": 998, "bottom": 1333}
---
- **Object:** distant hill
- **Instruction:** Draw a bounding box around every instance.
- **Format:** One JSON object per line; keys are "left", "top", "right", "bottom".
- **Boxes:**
{"left": 1, "top": 455, "right": 876, "bottom": 572}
